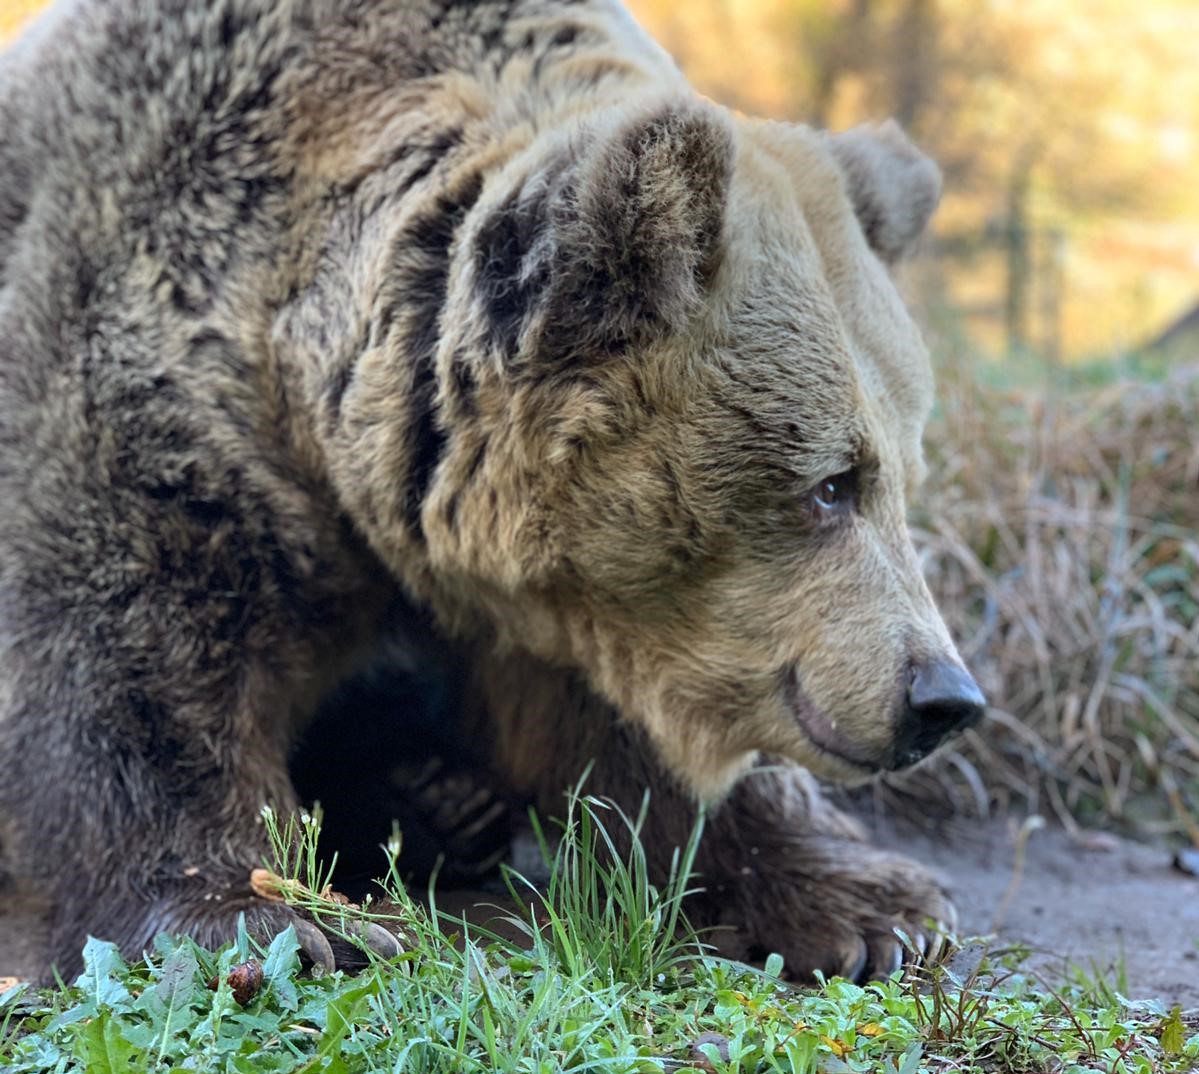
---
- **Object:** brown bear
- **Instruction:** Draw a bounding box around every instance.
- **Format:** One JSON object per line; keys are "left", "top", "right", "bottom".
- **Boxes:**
{"left": 0, "top": 0, "right": 984, "bottom": 983}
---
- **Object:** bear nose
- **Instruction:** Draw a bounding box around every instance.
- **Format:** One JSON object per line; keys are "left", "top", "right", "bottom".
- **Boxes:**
{"left": 892, "top": 660, "right": 986, "bottom": 768}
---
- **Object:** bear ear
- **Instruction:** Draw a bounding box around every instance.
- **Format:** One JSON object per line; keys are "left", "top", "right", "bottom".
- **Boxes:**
{"left": 537, "top": 102, "right": 735, "bottom": 356}
{"left": 827, "top": 120, "right": 941, "bottom": 265}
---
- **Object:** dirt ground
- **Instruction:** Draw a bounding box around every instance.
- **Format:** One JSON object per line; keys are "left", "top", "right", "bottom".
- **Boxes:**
{"left": 3, "top": 817, "right": 1197, "bottom": 1011}
{"left": 877, "top": 814, "right": 1199, "bottom": 1012}
{"left": 434, "top": 814, "right": 1199, "bottom": 1012}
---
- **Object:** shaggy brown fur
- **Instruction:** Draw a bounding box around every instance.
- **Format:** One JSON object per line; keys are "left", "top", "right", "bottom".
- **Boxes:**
{"left": 0, "top": 0, "right": 983, "bottom": 982}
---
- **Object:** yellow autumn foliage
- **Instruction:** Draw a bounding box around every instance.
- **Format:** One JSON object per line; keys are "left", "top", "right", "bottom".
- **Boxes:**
{"left": 4, "top": 0, "right": 1197, "bottom": 359}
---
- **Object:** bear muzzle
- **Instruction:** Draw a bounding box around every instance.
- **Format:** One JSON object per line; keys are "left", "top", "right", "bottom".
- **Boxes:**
{"left": 888, "top": 659, "right": 986, "bottom": 770}
{"left": 784, "top": 667, "right": 883, "bottom": 771}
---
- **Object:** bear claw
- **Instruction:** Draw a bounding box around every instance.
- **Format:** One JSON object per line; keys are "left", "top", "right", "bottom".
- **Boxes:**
{"left": 712, "top": 853, "right": 958, "bottom": 985}
{"left": 354, "top": 920, "right": 405, "bottom": 960}
{"left": 292, "top": 918, "right": 336, "bottom": 973}
{"left": 836, "top": 913, "right": 956, "bottom": 984}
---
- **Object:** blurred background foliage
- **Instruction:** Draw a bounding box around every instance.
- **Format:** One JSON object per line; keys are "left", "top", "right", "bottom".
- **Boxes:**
{"left": 2, "top": 2, "right": 1197, "bottom": 835}
{"left": 0, "top": 3, "right": 42, "bottom": 42}
{"left": 630, "top": 0, "right": 1199, "bottom": 365}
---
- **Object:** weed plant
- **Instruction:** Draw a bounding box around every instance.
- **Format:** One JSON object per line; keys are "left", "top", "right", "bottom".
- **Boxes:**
{"left": 2, "top": 800, "right": 1195, "bottom": 1073}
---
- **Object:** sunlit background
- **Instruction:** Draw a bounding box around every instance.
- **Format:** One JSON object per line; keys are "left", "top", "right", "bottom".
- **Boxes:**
{"left": 5, "top": 0, "right": 1197, "bottom": 364}
{"left": 625, "top": 0, "right": 1199, "bottom": 366}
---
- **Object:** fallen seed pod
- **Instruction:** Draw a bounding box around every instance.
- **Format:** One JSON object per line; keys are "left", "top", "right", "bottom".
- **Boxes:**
{"left": 207, "top": 959, "right": 264, "bottom": 1005}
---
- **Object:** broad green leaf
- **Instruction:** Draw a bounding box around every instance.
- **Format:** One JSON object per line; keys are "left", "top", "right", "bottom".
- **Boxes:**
{"left": 73, "top": 1010, "right": 141, "bottom": 1074}
{"left": 305, "top": 976, "right": 379, "bottom": 1073}
{"left": 262, "top": 925, "right": 301, "bottom": 1011}
{"left": 1161, "top": 1005, "right": 1186, "bottom": 1055}
{"left": 77, "top": 937, "right": 132, "bottom": 1011}
{"left": 897, "top": 1043, "right": 924, "bottom": 1074}
{"left": 156, "top": 945, "right": 200, "bottom": 1007}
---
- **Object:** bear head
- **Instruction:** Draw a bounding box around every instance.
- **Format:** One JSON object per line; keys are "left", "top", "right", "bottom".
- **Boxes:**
{"left": 424, "top": 101, "right": 984, "bottom": 797}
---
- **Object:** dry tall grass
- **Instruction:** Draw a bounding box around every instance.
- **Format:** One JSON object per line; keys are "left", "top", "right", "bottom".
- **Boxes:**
{"left": 901, "top": 355, "right": 1199, "bottom": 839}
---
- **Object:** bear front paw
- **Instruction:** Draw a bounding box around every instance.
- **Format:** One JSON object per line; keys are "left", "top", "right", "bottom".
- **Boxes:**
{"left": 709, "top": 843, "right": 956, "bottom": 984}
{"left": 47, "top": 873, "right": 403, "bottom": 983}
{"left": 247, "top": 868, "right": 406, "bottom": 971}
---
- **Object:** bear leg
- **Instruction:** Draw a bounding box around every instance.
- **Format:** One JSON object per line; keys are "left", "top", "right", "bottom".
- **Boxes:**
{"left": 474, "top": 648, "right": 954, "bottom": 982}
{"left": 0, "top": 658, "right": 404, "bottom": 982}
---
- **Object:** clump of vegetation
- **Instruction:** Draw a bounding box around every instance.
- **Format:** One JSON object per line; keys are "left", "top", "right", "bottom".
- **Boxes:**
{"left": 901, "top": 354, "right": 1199, "bottom": 838}
{"left": 3, "top": 799, "right": 1196, "bottom": 1073}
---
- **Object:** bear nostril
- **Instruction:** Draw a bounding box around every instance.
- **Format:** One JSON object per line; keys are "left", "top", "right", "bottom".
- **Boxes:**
{"left": 908, "top": 660, "right": 986, "bottom": 730}
{"left": 893, "top": 661, "right": 986, "bottom": 768}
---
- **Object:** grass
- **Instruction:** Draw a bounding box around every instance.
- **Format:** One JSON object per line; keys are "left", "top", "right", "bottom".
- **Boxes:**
{"left": 2, "top": 799, "right": 1197, "bottom": 1073}
{"left": 883, "top": 340, "right": 1199, "bottom": 840}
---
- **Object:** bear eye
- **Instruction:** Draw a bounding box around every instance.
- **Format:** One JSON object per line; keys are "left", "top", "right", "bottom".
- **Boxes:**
{"left": 812, "top": 469, "right": 859, "bottom": 516}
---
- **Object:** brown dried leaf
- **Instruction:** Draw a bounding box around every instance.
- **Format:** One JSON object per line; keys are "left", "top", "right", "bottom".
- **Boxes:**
{"left": 249, "top": 867, "right": 288, "bottom": 902}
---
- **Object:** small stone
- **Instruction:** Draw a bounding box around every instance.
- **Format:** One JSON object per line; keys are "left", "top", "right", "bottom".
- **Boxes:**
{"left": 1171, "top": 848, "right": 1199, "bottom": 878}
{"left": 689, "top": 1031, "right": 731, "bottom": 1071}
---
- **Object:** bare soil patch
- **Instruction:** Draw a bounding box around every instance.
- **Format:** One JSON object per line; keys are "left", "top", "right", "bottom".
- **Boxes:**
{"left": 876, "top": 815, "right": 1199, "bottom": 1011}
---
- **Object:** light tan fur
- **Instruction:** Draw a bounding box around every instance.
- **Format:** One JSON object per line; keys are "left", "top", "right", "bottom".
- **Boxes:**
{"left": 1, "top": 0, "right": 975, "bottom": 982}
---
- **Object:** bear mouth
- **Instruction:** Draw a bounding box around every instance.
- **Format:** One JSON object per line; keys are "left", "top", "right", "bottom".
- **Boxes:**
{"left": 783, "top": 666, "right": 882, "bottom": 772}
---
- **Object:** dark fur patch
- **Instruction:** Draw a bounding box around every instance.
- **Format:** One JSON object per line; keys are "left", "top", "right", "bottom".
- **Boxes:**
{"left": 389, "top": 172, "right": 486, "bottom": 536}
{"left": 324, "top": 363, "right": 353, "bottom": 425}
{"left": 406, "top": 364, "right": 448, "bottom": 534}
{"left": 472, "top": 161, "right": 567, "bottom": 359}
{"left": 851, "top": 194, "right": 885, "bottom": 258}
{"left": 448, "top": 348, "right": 478, "bottom": 418}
